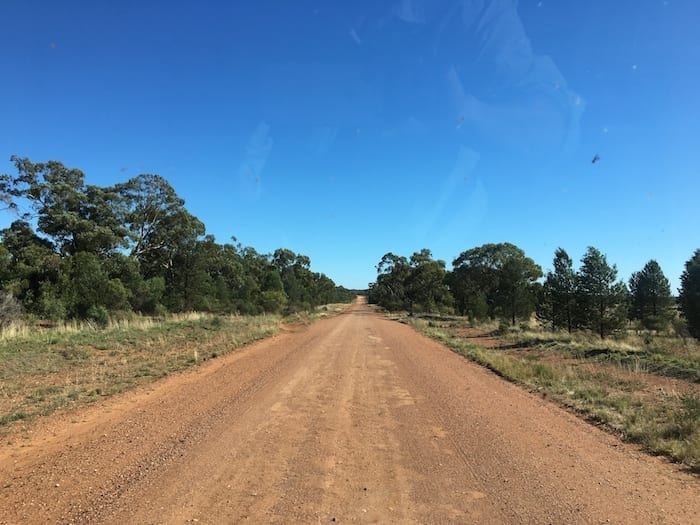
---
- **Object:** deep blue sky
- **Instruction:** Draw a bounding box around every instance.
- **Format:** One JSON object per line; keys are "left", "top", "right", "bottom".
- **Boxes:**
{"left": 1, "top": 0, "right": 698, "bottom": 290}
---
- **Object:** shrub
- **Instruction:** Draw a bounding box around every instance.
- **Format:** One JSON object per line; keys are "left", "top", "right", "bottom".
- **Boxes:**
{"left": 496, "top": 319, "right": 511, "bottom": 335}
{"left": 86, "top": 305, "right": 109, "bottom": 328}
{"left": 37, "top": 282, "right": 67, "bottom": 321}
{"left": 260, "top": 290, "right": 288, "bottom": 314}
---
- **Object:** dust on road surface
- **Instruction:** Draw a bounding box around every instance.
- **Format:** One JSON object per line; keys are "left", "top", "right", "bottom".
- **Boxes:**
{"left": 1, "top": 298, "right": 698, "bottom": 524}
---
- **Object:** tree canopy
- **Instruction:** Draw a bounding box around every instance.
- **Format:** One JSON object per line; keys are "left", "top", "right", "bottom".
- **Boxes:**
{"left": 0, "top": 157, "right": 354, "bottom": 323}
{"left": 629, "top": 260, "right": 674, "bottom": 331}
{"left": 369, "top": 250, "right": 452, "bottom": 313}
{"left": 540, "top": 248, "right": 577, "bottom": 333}
{"left": 369, "top": 243, "right": 699, "bottom": 340}
{"left": 451, "top": 243, "right": 542, "bottom": 325}
{"left": 576, "top": 247, "right": 628, "bottom": 339}
{"left": 679, "top": 249, "right": 700, "bottom": 339}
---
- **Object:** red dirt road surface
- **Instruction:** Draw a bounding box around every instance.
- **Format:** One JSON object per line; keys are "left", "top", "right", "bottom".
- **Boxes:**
{"left": 1, "top": 299, "right": 698, "bottom": 524}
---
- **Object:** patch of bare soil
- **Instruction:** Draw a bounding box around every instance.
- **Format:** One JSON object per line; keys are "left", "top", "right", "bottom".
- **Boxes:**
{"left": 1, "top": 301, "right": 698, "bottom": 524}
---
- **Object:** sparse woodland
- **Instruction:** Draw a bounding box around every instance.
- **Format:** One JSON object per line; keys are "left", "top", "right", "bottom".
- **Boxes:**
{"left": 369, "top": 243, "right": 700, "bottom": 340}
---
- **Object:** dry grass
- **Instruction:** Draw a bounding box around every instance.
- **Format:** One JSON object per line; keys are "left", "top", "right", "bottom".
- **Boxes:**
{"left": 497, "top": 326, "right": 700, "bottom": 383}
{"left": 0, "top": 303, "right": 352, "bottom": 437}
{"left": 0, "top": 313, "right": 281, "bottom": 436}
{"left": 407, "top": 316, "right": 700, "bottom": 473}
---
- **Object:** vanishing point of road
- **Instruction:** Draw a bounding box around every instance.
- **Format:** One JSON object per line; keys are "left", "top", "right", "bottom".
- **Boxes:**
{"left": 1, "top": 298, "right": 698, "bottom": 524}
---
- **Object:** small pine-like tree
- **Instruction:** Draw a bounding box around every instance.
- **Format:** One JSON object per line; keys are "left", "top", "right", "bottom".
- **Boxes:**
{"left": 542, "top": 248, "right": 577, "bottom": 332}
{"left": 577, "top": 247, "right": 628, "bottom": 339}
{"left": 629, "top": 260, "right": 674, "bottom": 331}
{"left": 679, "top": 249, "right": 700, "bottom": 339}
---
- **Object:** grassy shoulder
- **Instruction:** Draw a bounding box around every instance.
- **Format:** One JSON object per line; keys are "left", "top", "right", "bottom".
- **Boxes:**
{"left": 405, "top": 316, "right": 700, "bottom": 473}
{"left": 0, "top": 303, "right": 350, "bottom": 438}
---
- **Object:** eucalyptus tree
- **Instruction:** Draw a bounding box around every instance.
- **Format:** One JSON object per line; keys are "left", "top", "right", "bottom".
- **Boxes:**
{"left": 451, "top": 243, "right": 541, "bottom": 324}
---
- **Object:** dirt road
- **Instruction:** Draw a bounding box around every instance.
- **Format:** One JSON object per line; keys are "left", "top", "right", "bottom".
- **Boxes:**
{"left": 1, "top": 299, "right": 698, "bottom": 524}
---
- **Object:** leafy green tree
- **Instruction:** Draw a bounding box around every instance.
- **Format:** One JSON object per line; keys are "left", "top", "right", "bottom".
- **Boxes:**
{"left": 61, "top": 252, "right": 130, "bottom": 320}
{"left": 451, "top": 243, "right": 541, "bottom": 324}
{"left": 233, "top": 246, "right": 268, "bottom": 314}
{"left": 315, "top": 274, "right": 354, "bottom": 304}
{"left": 446, "top": 268, "right": 488, "bottom": 320}
{"left": 498, "top": 254, "right": 542, "bottom": 325}
{"left": 628, "top": 260, "right": 674, "bottom": 331}
{"left": 1, "top": 157, "right": 127, "bottom": 255}
{"left": 1, "top": 157, "right": 349, "bottom": 319}
{"left": 260, "top": 290, "right": 288, "bottom": 313}
{"left": 0, "top": 221, "right": 61, "bottom": 314}
{"left": 404, "top": 249, "right": 453, "bottom": 313}
{"left": 679, "top": 249, "right": 700, "bottom": 339}
{"left": 117, "top": 174, "right": 206, "bottom": 281}
{"left": 541, "top": 248, "right": 578, "bottom": 332}
{"left": 0, "top": 244, "right": 12, "bottom": 286}
{"left": 163, "top": 234, "right": 222, "bottom": 312}
{"left": 116, "top": 174, "right": 192, "bottom": 264}
{"left": 450, "top": 246, "right": 501, "bottom": 318}
{"left": 271, "top": 248, "right": 298, "bottom": 272}
{"left": 576, "top": 247, "right": 628, "bottom": 339}
{"left": 99, "top": 253, "right": 166, "bottom": 314}
{"left": 271, "top": 248, "right": 315, "bottom": 311}
{"left": 370, "top": 253, "right": 410, "bottom": 311}
{"left": 261, "top": 268, "right": 284, "bottom": 293}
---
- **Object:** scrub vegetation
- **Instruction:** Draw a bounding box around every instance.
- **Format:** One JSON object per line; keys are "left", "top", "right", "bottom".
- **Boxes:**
{"left": 408, "top": 315, "right": 700, "bottom": 472}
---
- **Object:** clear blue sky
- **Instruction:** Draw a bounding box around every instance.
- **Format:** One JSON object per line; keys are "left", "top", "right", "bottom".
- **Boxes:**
{"left": 1, "top": 0, "right": 698, "bottom": 290}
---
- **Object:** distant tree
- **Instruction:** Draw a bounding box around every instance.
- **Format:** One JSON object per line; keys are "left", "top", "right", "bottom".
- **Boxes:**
{"left": 451, "top": 245, "right": 501, "bottom": 319}
{"left": 628, "top": 260, "right": 674, "bottom": 331}
{"left": 576, "top": 247, "right": 628, "bottom": 339}
{"left": 404, "top": 249, "right": 453, "bottom": 313}
{"left": 541, "top": 248, "right": 578, "bottom": 332}
{"left": 451, "top": 243, "right": 541, "bottom": 324}
{"left": 234, "top": 246, "right": 268, "bottom": 314}
{"left": 310, "top": 273, "right": 336, "bottom": 305}
{"left": 271, "top": 248, "right": 315, "bottom": 311}
{"left": 498, "top": 253, "right": 543, "bottom": 326}
{"left": 679, "top": 249, "right": 700, "bottom": 339}
{"left": 370, "top": 253, "right": 410, "bottom": 311}
{"left": 446, "top": 270, "right": 488, "bottom": 320}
